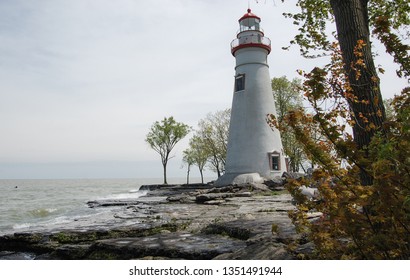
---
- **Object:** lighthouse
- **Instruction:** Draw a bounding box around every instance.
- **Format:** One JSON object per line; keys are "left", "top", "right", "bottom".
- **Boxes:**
{"left": 216, "top": 9, "right": 286, "bottom": 186}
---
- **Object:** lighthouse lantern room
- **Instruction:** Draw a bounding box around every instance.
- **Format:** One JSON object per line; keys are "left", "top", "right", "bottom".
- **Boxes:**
{"left": 231, "top": 9, "right": 271, "bottom": 56}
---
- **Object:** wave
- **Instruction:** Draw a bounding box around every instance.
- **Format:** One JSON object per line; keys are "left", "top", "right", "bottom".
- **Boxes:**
{"left": 28, "top": 208, "right": 59, "bottom": 218}
{"left": 12, "top": 223, "right": 32, "bottom": 230}
{"left": 96, "top": 190, "right": 147, "bottom": 200}
{"left": 11, "top": 210, "right": 99, "bottom": 232}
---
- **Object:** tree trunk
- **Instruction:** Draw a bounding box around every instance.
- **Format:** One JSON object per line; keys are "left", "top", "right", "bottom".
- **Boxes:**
{"left": 330, "top": 0, "right": 386, "bottom": 185}
{"left": 199, "top": 168, "right": 204, "bottom": 184}
{"left": 212, "top": 156, "right": 221, "bottom": 177}
{"left": 162, "top": 163, "right": 168, "bottom": 185}
{"left": 186, "top": 167, "right": 190, "bottom": 185}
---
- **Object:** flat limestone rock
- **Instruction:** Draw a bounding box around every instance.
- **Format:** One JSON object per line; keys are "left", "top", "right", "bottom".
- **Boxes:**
{"left": 0, "top": 251, "right": 36, "bottom": 260}
{"left": 213, "top": 239, "right": 292, "bottom": 260}
{"left": 195, "top": 193, "right": 234, "bottom": 203}
{"left": 87, "top": 199, "right": 141, "bottom": 208}
{"left": 203, "top": 200, "right": 226, "bottom": 205}
{"left": 89, "top": 232, "right": 247, "bottom": 260}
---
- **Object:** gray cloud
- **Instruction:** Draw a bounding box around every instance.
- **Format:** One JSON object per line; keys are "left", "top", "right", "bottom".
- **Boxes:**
{"left": 0, "top": 0, "right": 407, "bottom": 178}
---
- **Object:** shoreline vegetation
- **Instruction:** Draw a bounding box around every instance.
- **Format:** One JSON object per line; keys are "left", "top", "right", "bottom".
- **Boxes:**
{"left": 0, "top": 178, "right": 314, "bottom": 260}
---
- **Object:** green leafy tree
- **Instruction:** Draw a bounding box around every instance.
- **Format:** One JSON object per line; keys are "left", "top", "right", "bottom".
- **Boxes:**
{"left": 183, "top": 135, "right": 209, "bottom": 184}
{"left": 145, "top": 117, "right": 190, "bottom": 184}
{"left": 272, "top": 76, "right": 306, "bottom": 172}
{"left": 196, "top": 109, "right": 230, "bottom": 177}
{"left": 281, "top": 0, "right": 410, "bottom": 185}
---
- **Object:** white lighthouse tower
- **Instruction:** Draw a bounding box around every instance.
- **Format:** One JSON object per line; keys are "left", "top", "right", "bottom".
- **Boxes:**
{"left": 216, "top": 9, "right": 286, "bottom": 186}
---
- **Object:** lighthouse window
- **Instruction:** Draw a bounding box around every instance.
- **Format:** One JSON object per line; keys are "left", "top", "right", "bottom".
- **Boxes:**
{"left": 269, "top": 152, "right": 280, "bottom": 171}
{"left": 235, "top": 74, "right": 245, "bottom": 92}
{"left": 240, "top": 18, "right": 260, "bottom": 32}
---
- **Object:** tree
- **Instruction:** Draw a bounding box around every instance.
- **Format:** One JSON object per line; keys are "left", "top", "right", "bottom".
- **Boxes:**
{"left": 281, "top": 0, "right": 410, "bottom": 185}
{"left": 273, "top": 88, "right": 410, "bottom": 259}
{"left": 182, "top": 149, "right": 194, "bottom": 185}
{"left": 183, "top": 135, "right": 209, "bottom": 184}
{"left": 271, "top": 76, "right": 306, "bottom": 172}
{"left": 264, "top": 0, "right": 410, "bottom": 259}
{"left": 196, "top": 109, "right": 230, "bottom": 177}
{"left": 145, "top": 117, "right": 190, "bottom": 184}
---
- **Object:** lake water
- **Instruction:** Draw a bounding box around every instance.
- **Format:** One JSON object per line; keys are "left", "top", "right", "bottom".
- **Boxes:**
{"left": 0, "top": 178, "right": 193, "bottom": 235}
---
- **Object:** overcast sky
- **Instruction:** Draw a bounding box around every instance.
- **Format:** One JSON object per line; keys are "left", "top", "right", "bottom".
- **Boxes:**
{"left": 0, "top": 0, "right": 407, "bottom": 180}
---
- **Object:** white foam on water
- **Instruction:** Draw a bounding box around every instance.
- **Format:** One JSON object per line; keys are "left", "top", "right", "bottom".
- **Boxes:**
{"left": 12, "top": 223, "right": 32, "bottom": 230}
{"left": 96, "top": 190, "right": 148, "bottom": 200}
{"left": 28, "top": 208, "right": 59, "bottom": 218}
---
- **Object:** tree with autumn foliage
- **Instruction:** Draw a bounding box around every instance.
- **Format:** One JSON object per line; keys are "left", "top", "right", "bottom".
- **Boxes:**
{"left": 269, "top": 86, "right": 410, "bottom": 259}
{"left": 265, "top": 0, "right": 410, "bottom": 259}
{"left": 281, "top": 0, "right": 409, "bottom": 185}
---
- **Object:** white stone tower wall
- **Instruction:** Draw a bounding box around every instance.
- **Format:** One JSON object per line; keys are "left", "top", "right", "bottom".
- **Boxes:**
{"left": 225, "top": 47, "right": 286, "bottom": 178}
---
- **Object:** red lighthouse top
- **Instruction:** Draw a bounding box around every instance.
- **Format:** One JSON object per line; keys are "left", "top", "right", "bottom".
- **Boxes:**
{"left": 231, "top": 9, "right": 271, "bottom": 55}
{"left": 239, "top": 9, "right": 261, "bottom": 22}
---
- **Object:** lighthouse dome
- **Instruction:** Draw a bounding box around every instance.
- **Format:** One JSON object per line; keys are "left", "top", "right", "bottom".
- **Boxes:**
{"left": 239, "top": 9, "right": 261, "bottom": 21}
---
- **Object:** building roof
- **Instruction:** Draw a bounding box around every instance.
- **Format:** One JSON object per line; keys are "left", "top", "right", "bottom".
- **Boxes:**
{"left": 238, "top": 9, "right": 261, "bottom": 22}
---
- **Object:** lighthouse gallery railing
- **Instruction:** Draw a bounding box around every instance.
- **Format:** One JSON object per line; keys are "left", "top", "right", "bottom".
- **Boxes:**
{"left": 231, "top": 34, "right": 271, "bottom": 52}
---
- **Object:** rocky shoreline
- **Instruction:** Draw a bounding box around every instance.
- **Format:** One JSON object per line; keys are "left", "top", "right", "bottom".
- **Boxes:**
{"left": 0, "top": 180, "right": 314, "bottom": 260}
